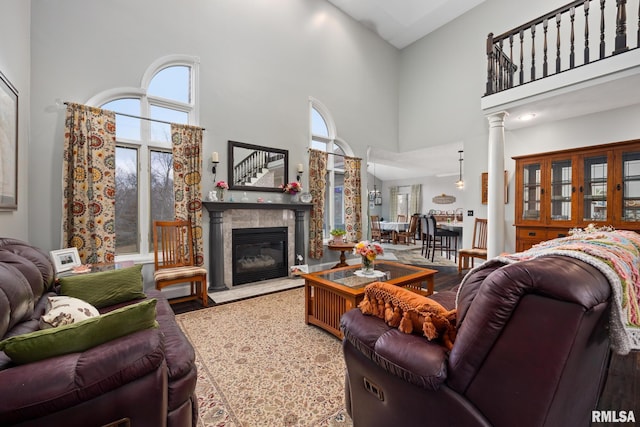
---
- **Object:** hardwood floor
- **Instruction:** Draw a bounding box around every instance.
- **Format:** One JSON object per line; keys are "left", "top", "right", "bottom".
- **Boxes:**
{"left": 433, "top": 267, "right": 640, "bottom": 420}
{"left": 596, "top": 351, "right": 640, "bottom": 419}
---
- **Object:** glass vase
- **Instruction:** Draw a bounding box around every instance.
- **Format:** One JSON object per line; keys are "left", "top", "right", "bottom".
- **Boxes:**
{"left": 216, "top": 188, "right": 225, "bottom": 201}
{"left": 290, "top": 192, "right": 300, "bottom": 203}
{"left": 361, "top": 256, "right": 374, "bottom": 275}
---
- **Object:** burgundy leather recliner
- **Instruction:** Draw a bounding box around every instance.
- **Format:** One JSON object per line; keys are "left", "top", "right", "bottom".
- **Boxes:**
{"left": 0, "top": 238, "right": 198, "bottom": 427}
{"left": 341, "top": 255, "right": 612, "bottom": 427}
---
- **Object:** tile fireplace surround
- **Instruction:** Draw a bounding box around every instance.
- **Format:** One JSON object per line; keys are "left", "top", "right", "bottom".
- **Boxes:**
{"left": 203, "top": 202, "right": 312, "bottom": 291}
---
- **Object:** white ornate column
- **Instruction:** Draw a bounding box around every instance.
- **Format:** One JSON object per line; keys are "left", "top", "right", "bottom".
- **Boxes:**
{"left": 487, "top": 111, "right": 508, "bottom": 258}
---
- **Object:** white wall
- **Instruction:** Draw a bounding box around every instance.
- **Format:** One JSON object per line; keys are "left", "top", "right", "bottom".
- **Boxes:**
{"left": 15, "top": 0, "right": 640, "bottom": 256}
{"left": 29, "top": 0, "right": 399, "bottom": 252}
{"left": 381, "top": 175, "right": 467, "bottom": 221}
{"left": 0, "top": 0, "right": 30, "bottom": 240}
{"left": 398, "top": 0, "right": 640, "bottom": 252}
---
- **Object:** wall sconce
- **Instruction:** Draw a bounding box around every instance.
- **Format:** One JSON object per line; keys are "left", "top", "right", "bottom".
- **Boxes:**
{"left": 297, "top": 163, "right": 304, "bottom": 182}
{"left": 211, "top": 151, "right": 219, "bottom": 180}
{"left": 455, "top": 150, "right": 464, "bottom": 189}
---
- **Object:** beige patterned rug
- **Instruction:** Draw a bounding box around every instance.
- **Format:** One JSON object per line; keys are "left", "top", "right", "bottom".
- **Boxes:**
{"left": 391, "top": 247, "right": 458, "bottom": 267}
{"left": 177, "top": 288, "right": 352, "bottom": 427}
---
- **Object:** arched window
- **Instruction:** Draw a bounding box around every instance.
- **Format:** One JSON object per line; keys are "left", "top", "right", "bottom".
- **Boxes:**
{"left": 309, "top": 98, "right": 352, "bottom": 238}
{"left": 88, "top": 55, "right": 200, "bottom": 259}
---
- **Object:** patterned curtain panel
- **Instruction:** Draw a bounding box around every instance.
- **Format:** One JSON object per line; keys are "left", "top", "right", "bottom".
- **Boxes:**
{"left": 308, "top": 149, "right": 328, "bottom": 259}
{"left": 62, "top": 103, "right": 116, "bottom": 264}
{"left": 171, "top": 124, "right": 204, "bottom": 266}
{"left": 343, "top": 156, "right": 362, "bottom": 242}
{"left": 410, "top": 184, "right": 421, "bottom": 215}
{"left": 390, "top": 186, "right": 399, "bottom": 221}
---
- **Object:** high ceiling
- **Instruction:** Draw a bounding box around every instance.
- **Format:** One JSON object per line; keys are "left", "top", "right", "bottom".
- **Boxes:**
{"left": 326, "top": 0, "right": 484, "bottom": 180}
{"left": 326, "top": 0, "right": 485, "bottom": 49}
{"left": 367, "top": 143, "right": 464, "bottom": 183}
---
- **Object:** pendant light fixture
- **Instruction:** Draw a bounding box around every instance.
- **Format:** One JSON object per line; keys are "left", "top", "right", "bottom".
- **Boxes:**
{"left": 455, "top": 150, "right": 464, "bottom": 189}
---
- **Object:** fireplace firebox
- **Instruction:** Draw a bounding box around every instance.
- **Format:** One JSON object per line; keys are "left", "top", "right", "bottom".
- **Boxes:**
{"left": 232, "top": 227, "right": 288, "bottom": 285}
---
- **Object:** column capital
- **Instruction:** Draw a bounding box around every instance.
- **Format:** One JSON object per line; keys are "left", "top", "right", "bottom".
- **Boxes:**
{"left": 487, "top": 111, "right": 509, "bottom": 126}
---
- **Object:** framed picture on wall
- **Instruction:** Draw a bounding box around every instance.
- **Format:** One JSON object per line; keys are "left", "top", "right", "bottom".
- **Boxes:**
{"left": 0, "top": 70, "right": 18, "bottom": 210}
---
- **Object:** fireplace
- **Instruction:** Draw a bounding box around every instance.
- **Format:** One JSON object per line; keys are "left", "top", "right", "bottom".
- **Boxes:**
{"left": 232, "top": 227, "right": 288, "bottom": 285}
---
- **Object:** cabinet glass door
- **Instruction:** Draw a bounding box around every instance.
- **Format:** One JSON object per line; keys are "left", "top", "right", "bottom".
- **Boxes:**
{"left": 582, "top": 155, "right": 608, "bottom": 221}
{"left": 522, "top": 162, "right": 542, "bottom": 220}
{"left": 550, "top": 159, "right": 572, "bottom": 221}
{"left": 622, "top": 150, "right": 640, "bottom": 222}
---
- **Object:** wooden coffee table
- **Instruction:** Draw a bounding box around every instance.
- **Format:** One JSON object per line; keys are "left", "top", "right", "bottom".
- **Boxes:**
{"left": 302, "top": 261, "right": 437, "bottom": 339}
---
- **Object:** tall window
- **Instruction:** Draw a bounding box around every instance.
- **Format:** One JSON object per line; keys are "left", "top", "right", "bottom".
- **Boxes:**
{"left": 396, "top": 192, "right": 409, "bottom": 219}
{"left": 310, "top": 99, "right": 351, "bottom": 238}
{"left": 89, "top": 56, "right": 199, "bottom": 259}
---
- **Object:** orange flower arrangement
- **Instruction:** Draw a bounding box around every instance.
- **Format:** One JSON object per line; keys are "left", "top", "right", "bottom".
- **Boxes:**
{"left": 353, "top": 241, "right": 384, "bottom": 261}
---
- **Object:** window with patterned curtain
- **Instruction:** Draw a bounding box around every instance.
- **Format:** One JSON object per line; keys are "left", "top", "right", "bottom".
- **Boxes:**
{"left": 89, "top": 56, "right": 200, "bottom": 260}
{"left": 309, "top": 98, "right": 356, "bottom": 239}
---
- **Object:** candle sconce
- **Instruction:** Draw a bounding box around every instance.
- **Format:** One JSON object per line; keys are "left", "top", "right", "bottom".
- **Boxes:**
{"left": 211, "top": 152, "right": 219, "bottom": 181}
{"left": 297, "top": 163, "right": 304, "bottom": 182}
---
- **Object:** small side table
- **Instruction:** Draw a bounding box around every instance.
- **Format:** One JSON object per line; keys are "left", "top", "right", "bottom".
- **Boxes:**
{"left": 327, "top": 242, "right": 356, "bottom": 269}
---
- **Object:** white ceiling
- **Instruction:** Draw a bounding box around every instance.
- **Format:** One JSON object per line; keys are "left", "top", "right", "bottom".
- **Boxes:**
{"left": 368, "top": 142, "right": 464, "bottom": 182}
{"left": 326, "top": 0, "right": 485, "bottom": 49}
{"left": 330, "top": 1, "right": 640, "bottom": 182}
{"left": 327, "top": 0, "right": 483, "bottom": 181}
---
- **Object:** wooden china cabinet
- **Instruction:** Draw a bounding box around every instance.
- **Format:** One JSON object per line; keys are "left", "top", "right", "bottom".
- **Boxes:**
{"left": 514, "top": 139, "right": 640, "bottom": 252}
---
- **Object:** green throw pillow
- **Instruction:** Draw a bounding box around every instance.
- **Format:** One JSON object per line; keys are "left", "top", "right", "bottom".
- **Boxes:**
{"left": 0, "top": 299, "right": 158, "bottom": 364}
{"left": 59, "top": 264, "right": 146, "bottom": 308}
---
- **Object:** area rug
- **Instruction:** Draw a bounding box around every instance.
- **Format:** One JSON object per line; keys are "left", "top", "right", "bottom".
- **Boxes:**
{"left": 391, "top": 247, "right": 457, "bottom": 267}
{"left": 176, "top": 288, "right": 352, "bottom": 427}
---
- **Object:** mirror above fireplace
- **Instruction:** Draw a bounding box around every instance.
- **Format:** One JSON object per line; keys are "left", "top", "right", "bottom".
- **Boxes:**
{"left": 228, "top": 140, "right": 288, "bottom": 192}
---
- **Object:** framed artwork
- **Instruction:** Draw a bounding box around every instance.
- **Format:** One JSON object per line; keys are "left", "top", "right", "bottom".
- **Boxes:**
{"left": 50, "top": 248, "right": 82, "bottom": 273}
{"left": 290, "top": 264, "right": 309, "bottom": 276}
{"left": 0, "top": 70, "right": 18, "bottom": 210}
{"left": 482, "top": 171, "right": 509, "bottom": 205}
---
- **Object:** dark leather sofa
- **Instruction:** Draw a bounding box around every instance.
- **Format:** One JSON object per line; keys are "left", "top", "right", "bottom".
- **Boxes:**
{"left": 341, "top": 255, "right": 612, "bottom": 427}
{"left": 0, "top": 238, "right": 198, "bottom": 427}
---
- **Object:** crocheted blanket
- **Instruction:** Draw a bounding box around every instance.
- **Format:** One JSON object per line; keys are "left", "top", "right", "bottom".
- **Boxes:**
{"left": 465, "top": 229, "right": 640, "bottom": 355}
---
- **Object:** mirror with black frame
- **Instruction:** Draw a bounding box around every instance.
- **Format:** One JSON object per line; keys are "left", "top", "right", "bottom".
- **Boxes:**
{"left": 228, "top": 141, "right": 288, "bottom": 192}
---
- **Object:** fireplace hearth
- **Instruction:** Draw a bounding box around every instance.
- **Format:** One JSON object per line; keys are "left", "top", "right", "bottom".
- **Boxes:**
{"left": 232, "top": 227, "right": 288, "bottom": 285}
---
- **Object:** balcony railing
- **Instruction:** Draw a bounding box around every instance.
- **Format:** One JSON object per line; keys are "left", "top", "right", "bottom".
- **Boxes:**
{"left": 485, "top": 0, "right": 639, "bottom": 95}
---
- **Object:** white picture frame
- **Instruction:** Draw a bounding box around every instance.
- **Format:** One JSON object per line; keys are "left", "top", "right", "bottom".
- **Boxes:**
{"left": 290, "top": 264, "right": 309, "bottom": 276}
{"left": 50, "top": 247, "right": 81, "bottom": 273}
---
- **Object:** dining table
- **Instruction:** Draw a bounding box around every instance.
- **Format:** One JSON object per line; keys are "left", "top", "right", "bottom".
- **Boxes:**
{"left": 380, "top": 221, "right": 409, "bottom": 244}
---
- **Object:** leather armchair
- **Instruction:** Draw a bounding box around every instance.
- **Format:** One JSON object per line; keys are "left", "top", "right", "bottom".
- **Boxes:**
{"left": 341, "top": 256, "right": 612, "bottom": 427}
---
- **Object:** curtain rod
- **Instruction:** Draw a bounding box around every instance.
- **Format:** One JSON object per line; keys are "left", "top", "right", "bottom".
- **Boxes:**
{"left": 307, "top": 148, "right": 360, "bottom": 160}
{"left": 64, "top": 102, "right": 206, "bottom": 131}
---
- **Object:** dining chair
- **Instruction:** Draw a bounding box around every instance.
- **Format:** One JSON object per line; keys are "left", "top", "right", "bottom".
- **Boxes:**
{"left": 153, "top": 220, "right": 208, "bottom": 307}
{"left": 396, "top": 214, "right": 407, "bottom": 222}
{"left": 370, "top": 215, "right": 392, "bottom": 243}
{"left": 458, "top": 218, "right": 488, "bottom": 273}
{"left": 396, "top": 214, "right": 419, "bottom": 245}
{"left": 426, "top": 215, "right": 459, "bottom": 262}
{"left": 420, "top": 216, "right": 430, "bottom": 256}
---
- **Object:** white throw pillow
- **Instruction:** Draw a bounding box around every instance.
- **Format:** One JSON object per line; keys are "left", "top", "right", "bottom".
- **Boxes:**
{"left": 40, "top": 296, "right": 100, "bottom": 329}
